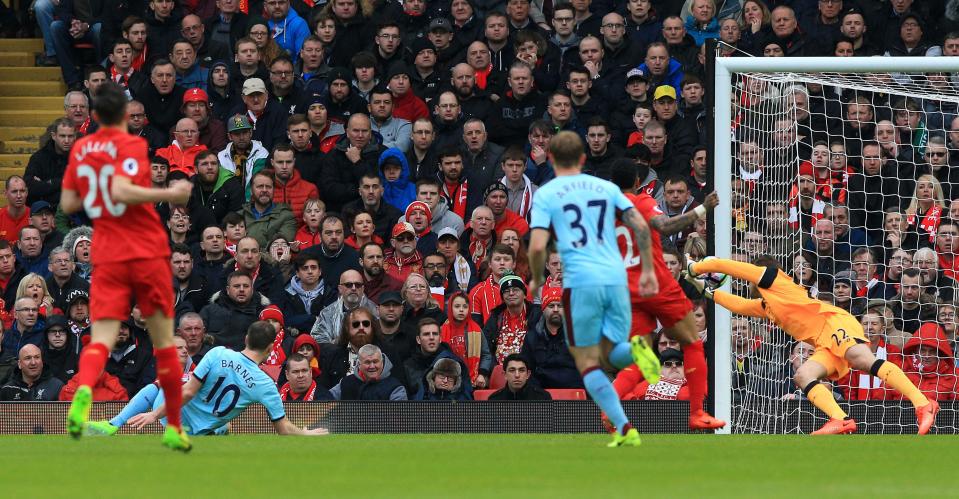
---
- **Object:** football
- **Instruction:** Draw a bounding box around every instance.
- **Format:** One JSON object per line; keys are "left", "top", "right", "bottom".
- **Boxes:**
{"left": 697, "top": 257, "right": 729, "bottom": 290}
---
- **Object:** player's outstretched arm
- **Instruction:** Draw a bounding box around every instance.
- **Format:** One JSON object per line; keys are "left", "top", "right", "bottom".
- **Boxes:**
{"left": 111, "top": 176, "right": 192, "bottom": 206}
{"left": 621, "top": 207, "right": 658, "bottom": 297}
{"left": 527, "top": 228, "right": 551, "bottom": 295}
{"left": 273, "top": 417, "right": 329, "bottom": 436}
{"left": 60, "top": 188, "right": 83, "bottom": 215}
{"left": 684, "top": 272, "right": 765, "bottom": 317}
{"left": 649, "top": 192, "right": 719, "bottom": 236}
{"left": 691, "top": 257, "right": 766, "bottom": 284}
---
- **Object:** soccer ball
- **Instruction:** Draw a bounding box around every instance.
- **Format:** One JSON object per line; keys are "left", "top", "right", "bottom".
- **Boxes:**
{"left": 697, "top": 256, "right": 729, "bottom": 290}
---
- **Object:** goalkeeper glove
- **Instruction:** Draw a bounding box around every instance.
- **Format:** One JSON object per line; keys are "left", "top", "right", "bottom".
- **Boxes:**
{"left": 682, "top": 271, "right": 713, "bottom": 299}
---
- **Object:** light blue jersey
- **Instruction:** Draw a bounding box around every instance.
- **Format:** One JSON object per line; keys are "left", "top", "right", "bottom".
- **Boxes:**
{"left": 530, "top": 173, "right": 636, "bottom": 288}
{"left": 179, "top": 347, "right": 285, "bottom": 435}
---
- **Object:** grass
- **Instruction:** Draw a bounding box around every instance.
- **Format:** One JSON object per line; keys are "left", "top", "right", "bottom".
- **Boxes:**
{"left": 2, "top": 434, "right": 957, "bottom": 498}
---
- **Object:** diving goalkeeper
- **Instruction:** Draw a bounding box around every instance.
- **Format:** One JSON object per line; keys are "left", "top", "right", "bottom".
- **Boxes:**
{"left": 687, "top": 256, "right": 939, "bottom": 435}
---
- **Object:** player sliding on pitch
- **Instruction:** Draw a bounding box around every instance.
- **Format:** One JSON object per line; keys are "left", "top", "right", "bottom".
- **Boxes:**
{"left": 686, "top": 256, "right": 940, "bottom": 435}
{"left": 101, "top": 320, "right": 327, "bottom": 436}
{"left": 60, "top": 82, "right": 194, "bottom": 451}
{"left": 528, "top": 132, "right": 659, "bottom": 448}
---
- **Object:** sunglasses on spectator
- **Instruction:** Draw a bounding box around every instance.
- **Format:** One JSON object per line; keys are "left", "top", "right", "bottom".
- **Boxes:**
{"left": 340, "top": 282, "right": 363, "bottom": 289}
{"left": 351, "top": 320, "right": 372, "bottom": 328}
{"left": 394, "top": 234, "right": 415, "bottom": 242}
{"left": 662, "top": 361, "right": 682, "bottom": 368}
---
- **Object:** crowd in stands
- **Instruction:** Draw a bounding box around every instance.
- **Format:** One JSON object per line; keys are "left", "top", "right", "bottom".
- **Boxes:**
{"left": 1, "top": 0, "right": 958, "bottom": 406}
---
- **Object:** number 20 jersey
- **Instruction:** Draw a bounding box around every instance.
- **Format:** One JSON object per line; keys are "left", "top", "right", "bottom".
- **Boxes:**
{"left": 618, "top": 192, "right": 675, "bottom": 298}
{"left": 530, "top": 173, "right": 635, "bottom": 288}
{"left": 63, "top": 128, "right": 170, "bottom": 264}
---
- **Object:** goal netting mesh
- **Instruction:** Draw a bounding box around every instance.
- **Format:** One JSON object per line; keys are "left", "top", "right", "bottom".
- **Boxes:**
{"left": 725, "top": 64, "right": 959, "bottom": 434}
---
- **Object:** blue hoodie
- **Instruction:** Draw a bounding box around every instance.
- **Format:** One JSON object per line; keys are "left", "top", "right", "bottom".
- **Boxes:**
{"left": 268, "top": 9, "right": 310, "bottom": 64}
{"left": 684, "top": 16, "right": 720, "bottom": 47}
{"left": 378, "top": 147, "right": 416, "bottom": 211}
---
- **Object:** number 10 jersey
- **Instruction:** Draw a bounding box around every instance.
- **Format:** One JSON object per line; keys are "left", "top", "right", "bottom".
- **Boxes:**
{"left": 63, "top": 128, "right": 170, "bottom": 264}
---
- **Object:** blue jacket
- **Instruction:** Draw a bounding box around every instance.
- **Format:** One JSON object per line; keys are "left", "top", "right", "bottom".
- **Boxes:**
{"left": 684, "top": 16, "right": 719, "bottom": 46}
{"left": 636, "top": 58, "right": 684, "bottom": 97}
{"left": 1, "top": 323, "right": 45, "bottom": 363}
{"left": 15, "top": 248, "right": 50, "bottom": 279}
{"left": 378, "top": 147, "right": 416, "bottom": 212}
{"left": 520, "top": 316, "right": 584, "bottom": 389}
{"left": 268, "top": 9, "right": 309, "bottom": 64}
{"left": 175, "top": 64, "right": 209, "bottom": 91}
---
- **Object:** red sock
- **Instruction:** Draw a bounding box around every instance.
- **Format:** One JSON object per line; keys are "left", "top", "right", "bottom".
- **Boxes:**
{"left": 684, "top": 340, "right": 708, "bottom": 414}
{"left": 155, "top": 346, "right": 183, "bottom": 429}
{"left": 75, "top": 343, "right": 109, "bottom": 389}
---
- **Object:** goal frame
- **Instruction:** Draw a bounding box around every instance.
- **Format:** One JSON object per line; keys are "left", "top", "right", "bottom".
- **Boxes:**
{"left": 711, "top": 56, "right": 959, "bottom": 434}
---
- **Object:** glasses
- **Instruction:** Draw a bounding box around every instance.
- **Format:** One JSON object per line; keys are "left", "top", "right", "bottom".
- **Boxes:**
{"left": 424, "top": 263, "right": 445, "bottom": 270}
{"left": 270, "top": 70, "right": 292, "bottom": 77}
{"left": 394, "top": 234, "right": 415, "bottom": 242}
{"left": 51, "top": 258, "right": 71, "bottom": 265}
{"left": 928, "top": 151, "right": 947, "bottom": 157}
{"left": 602, "top": 23, "right": 625, "bottom": 29}
{"left": 176, "top": 129, "right": 198, "bottom": 135}
{"left": 48, "top": 329, "right": 67, "bottom": 335}
{"left": 662, "top": 361, "right": 682, "bottom": 368}
{"left": 554, "top": 16, "right": 574, "bottom": 23}
{"left": 351, "top": 320, "right": 372, "bottom": 328}
{"left": 340, "top": 282, "right": 364, "bottom": 289}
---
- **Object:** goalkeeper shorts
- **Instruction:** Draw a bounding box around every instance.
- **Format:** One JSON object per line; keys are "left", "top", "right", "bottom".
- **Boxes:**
{"left": 809, "top": 314, "right": 870, "bottom": 380}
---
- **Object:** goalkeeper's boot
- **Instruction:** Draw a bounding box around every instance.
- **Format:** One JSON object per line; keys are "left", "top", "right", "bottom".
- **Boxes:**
{"left": 607, "top": 424, "right": 642, "bottom": 448}
{"left": 630, "top": 335, "right": 660, "bottom": 385}
{"left": 811, "top": 417, "right": 857, "bottom": 435}
{"left": 916, "top": 400, "right": 940, "bottom": 435}
{"left": 85, "top": 420, "right": 118, "bottom": 436}
{"left": 66, "top": 385, "right": 93, "bottom": 439}
{"left": 689, "top": 410, "right": 727, "bottom": 431}
{"left": 161, "top": 426, "right": 192, "bottom": 453}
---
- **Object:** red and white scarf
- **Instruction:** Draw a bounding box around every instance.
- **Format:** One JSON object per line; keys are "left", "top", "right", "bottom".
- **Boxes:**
{"left": 263, "top": 329, "right": 287, "bottom": 365}
{"left": 908, "top": 205, "right": 942, "bottom": 243}
{"left": 502, "top": 174, "right": 534, "bottom": 219}
{"left": 495, "top": 304, "right": 528, "bottom": 363}
{"left": 235, "top": 261, "right": 261, "bottom": 284}
{"left": 442, "top": 179, "right": 469, "bottom": 219}
{"left": 280, "top": 380, "right": 318, "bottom": 401}
{"left": 110, "top": 66, "right": 134, "bottom": 87}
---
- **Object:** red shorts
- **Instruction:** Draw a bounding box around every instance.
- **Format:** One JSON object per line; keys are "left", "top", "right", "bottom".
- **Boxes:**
{"left": 90, "top": 257, "right": 174, "bottom": 322}
{"left": 629, "top": 278, "right": 692, "bottom": 338}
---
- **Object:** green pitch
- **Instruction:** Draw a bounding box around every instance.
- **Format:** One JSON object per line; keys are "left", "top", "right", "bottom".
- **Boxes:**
{"left": 3, "top": 434, "right": 957, "bottom": 498}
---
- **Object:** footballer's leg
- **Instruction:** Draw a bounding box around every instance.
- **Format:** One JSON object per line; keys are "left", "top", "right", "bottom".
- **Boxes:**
{"left": 144, "top": 311, "right": 190, "bottom": 451}
{"left": 662, "top": 313, "right": 725, "bottom": 430}
{"left": 67, "top": 320, "right": 120, "bottom": 438}
{"left": 844, "top": 343, "right": 938, "bottom": 434}
{"left": 795, "top": 356, "right": 855, "bottom": 435}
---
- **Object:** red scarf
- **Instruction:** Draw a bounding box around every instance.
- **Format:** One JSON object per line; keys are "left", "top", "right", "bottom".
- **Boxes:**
{"left": 280, "top": 380, "right": 318, "bottom": 401}
{"left": 131, "top": 47, "right": 147, "bottom": 71}
{"left": 441, "top": 314, "right": 483, "bottom": 381}
{"left": 78, "top": 118, "right": 91, "bottom": 136}
{"left": 475, "top": 64, "right": 492, "bottom": 90}
{"left": 908, "top": 205, "right": 943, "bottom": 243}
{"left": 855, "top": 274, "right": 880, "bottom": 298}
{"left": 443, "top": 179, "right": 469, "bottom": 219}
{"left": 264, "top": 329, "right": 287, "bottom": 365}
{"left": 495, "top": 304, "right": 528, "bottom": 363}
{"left": 110, "top": 66, "right": 134, "bottom": 87}
{"left": 235, "top": 261, "right": 261, "bottom": 284}
{"left": 468, "top": 233, "right": 491, "bottom": 268}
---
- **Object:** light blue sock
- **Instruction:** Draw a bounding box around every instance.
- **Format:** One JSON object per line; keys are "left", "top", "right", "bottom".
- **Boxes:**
{"left": 609, "top": 342, "right": 633, "bottom": 369}
{"left": 583, "top": 369, "right": 629, "bottom": 434}
{"left": 110, "top": 384, "right": 159, "bottom": 427}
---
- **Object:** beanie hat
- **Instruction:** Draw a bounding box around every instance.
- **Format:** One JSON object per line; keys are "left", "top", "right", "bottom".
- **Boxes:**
{"left": 328, "top": 67, "right": 351, "bottom": 86}
{"left": 405, "top": 201, "right": 432, "bottom": 223}
{"left": 259, "top": 305, "right": 285, "bottom": 327}
{"left": 541, "top": 288, "right": 562, "bottom": 308}
{"left": 499, "top": 272, "right": 527, "bottom": 296}
{"left": 387, "top": 61, "right": 412, "bottom": 81}
{"left": 798, "top": 161, "right": 815, "bottom": 179}
{"left": 484, "top": 181, "right": 509, "bottom": 200}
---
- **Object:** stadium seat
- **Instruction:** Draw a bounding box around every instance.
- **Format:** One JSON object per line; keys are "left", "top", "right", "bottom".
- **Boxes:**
{"left": 546, "top": 389, "right": 587, "bottom": 400}
{"left": 489, "top": 365, "right": 505, "bottom": 390}
{"left": 260, "top": 364, "right": 281, "bottom": 382}
{"left": 473, "top": 389, "right": 497, "bottom": 401}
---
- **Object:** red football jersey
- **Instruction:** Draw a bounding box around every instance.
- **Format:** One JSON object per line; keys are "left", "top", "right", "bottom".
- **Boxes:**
{"left": 62, "top": 128, "right": 170, "bottom": 264}
{"left": 617, "top": 192, "right": 674, "bottom": 297}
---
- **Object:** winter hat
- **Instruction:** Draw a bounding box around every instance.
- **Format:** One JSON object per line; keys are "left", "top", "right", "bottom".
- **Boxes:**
{"left": 405, "top": 201, "right": 432, "bottom": 223}
{"left": 798, "top": 161, "right": 815, "bottom": 179}
{"left": 72, "top": 235, "right": 92, "bottom": 255}
{"left": 65, "top": 289, "right": 89, "bottom": 307}
{"left": 410, "top": 37, "right": 436, "bottom": 58}
{"left": 541, "top": 288, "right": 562, "bottom": 308}
{"left": 484, "top": 181, "right": 509, "bottom": 200}
{"left": 328, "top": 67, "right": 352, "bottom": 86}
{"left": 659, "top": 348, "right": 683, "bottom": 365}
{"left": 499, "top": 272, "right": 527, "bottom": 296}
{"left": 432, "top": 358, "right": 461, "bottom": 378}
{"left": 832, "top": 270, "right": 858, "bottom": 296}
{"left": 387, "top": 61, "right": 412, "bottom": 81}
{"left": 259, "top": 305, "right": 285, "bottom": 328}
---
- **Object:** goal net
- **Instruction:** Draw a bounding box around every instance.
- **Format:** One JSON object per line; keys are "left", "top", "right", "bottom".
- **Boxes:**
{"left": 712, "top": 56, "right": 959, "bottom": 434}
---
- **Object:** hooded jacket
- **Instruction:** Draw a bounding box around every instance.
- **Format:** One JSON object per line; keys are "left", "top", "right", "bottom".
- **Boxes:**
{"left": 440, "top": 291, "right": 493, "bottom": 382}
{"left": 42, "top": 331, "right": 80, "bottom": 383}
{"left": 279, "top": 276, "right": 337, "bottom": 332}
{"left": 207, "top": 61, "right": 241, "bottom": 121}
{"left": 218, "top": 140, "right": 270, "bottom": 200}
{"left": 901, "top": 323, "right": 959, "bottom": 401}
{"left": 292, "top": 333, "right": 323, "bottom": 378}
{"left": 105, "top": 329, "right": 155, "bottom": 396}
{"left": 267, "top": 8, "right": 310, "bottom": 64}
{"left": 378, "top": 147, "right": 417, "bottom": 212}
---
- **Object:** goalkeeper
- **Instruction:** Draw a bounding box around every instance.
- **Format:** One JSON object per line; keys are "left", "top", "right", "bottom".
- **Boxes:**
{"left": 686, "top": 256, "right": 939, "bottom": 435}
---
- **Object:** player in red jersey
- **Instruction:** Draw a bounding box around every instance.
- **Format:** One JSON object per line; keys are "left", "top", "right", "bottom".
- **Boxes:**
{"left": 60, "top": 82, "right": 194, "bottom": 451}
{"left": 610, "top": 159, "right": 726, "bottom": 430}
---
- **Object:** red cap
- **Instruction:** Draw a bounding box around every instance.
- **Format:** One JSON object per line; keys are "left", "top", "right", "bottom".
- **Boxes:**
{"left": 798, "top": 161, "right": 815, "bottom": 179}
{"left": 541, "top": 288, "right": 562, "bottom": 308}
{"left": 259, "top": 305, "right": 284, "bottom": 327}
{"left": 392, "top": 221, "right": 416, "bottom": 238}
{"left": 183, "top": 88, "right": 209, "bottom": 105}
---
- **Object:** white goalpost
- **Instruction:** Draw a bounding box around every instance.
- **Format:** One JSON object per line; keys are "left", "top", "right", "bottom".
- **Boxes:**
{"left": 713, "top": 56, "right": 959, "bottom": 434}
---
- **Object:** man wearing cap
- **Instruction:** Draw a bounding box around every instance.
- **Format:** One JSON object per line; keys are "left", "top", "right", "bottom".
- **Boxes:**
{"left": 485, "top": 181, "right": 529, "bottom": 237}
{"left": 435, "top": 227, "right": 477, "bottom": 292}
{"left": 265, "top": 0, "right": 309, "bottom": 64}
{"left": 28, "top": 199, "right": 62, "bottom": 254}
{"left": 520, "top": 288, "right": 582, "bottom": 389}
{"left": 384, "top": 222, "right": 424, "bottom": 284}
{"left": 24, "top": 118, "right": 74, "bottom": 207}
{"left": 218, "top": 114, "right": 270, "bottom": 200}
{"left": 170, "top": 39, "right": 209, "bottom": 91}
{"left": 427, "top": 17, "right": 459, "bottom": 65}
{"left": 483, "top": 273, "right": 541, "bottom": 364}
{"left": 652, "top": 84, "right": 696, "bottom": 177}
{"left": 410, "top": 38, "right": 442, "bottom": 104}
{"left": 182, "top": 88, "right": 227, "bottom": 153}
{"left": 376, "top": 290, "right": 415, "bottom": 370}
{"left": 157, "top": 117, "right": 210, "bottom": 178}
{"left": 133, "top": 59, "right": 186, "bottom": 136}
{"left": 46, "top": 246, "right": 88, "bottom": 311}
{"left": 0, "top": 344, "right": 64, "bottom": 401}
{"left": 233, "top": 77, "right": 287, "bottom": 151}
{"left": 610, "top": 68, "right": 650, "bottom": 143}
{"left": 0, "top": 177, "right": 29, "bottom": 246}
{"left": 42, "top": 315, "right": 80, "bottom": 383}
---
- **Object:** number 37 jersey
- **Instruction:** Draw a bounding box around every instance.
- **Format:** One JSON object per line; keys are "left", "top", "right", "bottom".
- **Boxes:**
{"left": 530, "top": 173, "right": 635, "bottom": 288}
{"left": 62, "top": 128, "right": 170, "bottom": 264}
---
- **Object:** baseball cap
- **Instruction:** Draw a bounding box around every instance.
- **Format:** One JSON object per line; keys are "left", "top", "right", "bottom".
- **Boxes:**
{"left": 30, "top": 201, "right": 53, "bottom": 214}
{"left": 429, "top": 18, "right": 453, "bottom": 32}
{"left": 183, "top": 87, "right": 209, "bottom": 105}
{"left": 436, "top": 227, "right": 459, "bottom": 241}
{"left": 65, "top": 289, "right": 89, "bottom": 307}
{"left": 392, "top": 221, "right": 416, "bottom": 238}
{"left": 227, "top": 114, "right": 253, "bottom": 132}
{"left": 626, "top": 68, "right": 649, "bottom": 82}
{"left": 242, "top": 77, "right": 267, "bottom": 95}
{"left": 45, "top": 314, "right": 69, "bottom": 332}
{"left": 653, "top": 85, "right": 677, "bottom": 101}
{"left": 378, "top": 291, "right": 403, "bottom": 306}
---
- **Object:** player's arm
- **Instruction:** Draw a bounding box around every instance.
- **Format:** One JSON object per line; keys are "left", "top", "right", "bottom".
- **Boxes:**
{"left": 690, "top": 257, "right": 767, "bottom": 284}
{"left": 648, "top": 192, "right": 719, "bottom": 236}
{"left": 111, "top": 176, "right": 192, "bottom": 206}
{"left": 128, "top": 375, "right": 202, "bottom": 429}
{"left": 712, "top": 290, "right": 766, "bottom": 317}
{"left": 621, "top": 207, "right": 658, "bottom": 297}
{"left": 527, "top": 227, "right": 551, "bottom": 295}
{"left": 272, "top": 416, "right": 329, "bottom": 436}
{"left": 60, "top": 188, "right": 83, "bottom": 215}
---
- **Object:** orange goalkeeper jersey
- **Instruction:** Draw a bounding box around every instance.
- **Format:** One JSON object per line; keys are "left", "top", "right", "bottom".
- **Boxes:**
{"left": 692, "top": 258, "right": 849, "bottom": 343}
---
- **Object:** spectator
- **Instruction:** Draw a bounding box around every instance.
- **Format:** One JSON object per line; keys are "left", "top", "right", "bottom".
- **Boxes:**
{"left": 469, "top": 243, "right": 515, "bottom": 325}
{"left": 58, "top": 369, "right": 128, "bottom": 402}
{"left": 905, "top": 174, "right": 946, "bottom": 250}
{"left": 388, "top": 62, "right": 429, "bottom": 123}
{"left": 384, "top": 222, "right": 424, "bottom": 284}
{"left": 500, "top": 148, "right": 537, "bottom": 221}
{"left": 914, "top": 247, "right": 957, "bottom": 302}
{"left": 0, "top": 177, "right": 29, "bottom": 245}
{"left": 239, "top": 171, "right": 297, "bottom": 249}
{"left": 181, "top": 88, "right": 228, "bottom": 154}
{"left": 406, "top": 120, "right": 439, "bottom": 182}
{"left": 399, "top": 272, "right": 445, "bottom": 330}
{"left": 449, "top": 64, "right": 492, "bottom": 123}
{"left": 127, "top": 100, "right": 168, "bottom": 154}
{"left": 194, "top": 226, "right": 230, "bottom": 288}
{"left": 176, "top": 312, "right": 211, "bottom": 361}
{"left": 25, "top": 118, "right": 74, "bottom": 207}
{"left": 218, "top": 114, "right": 270, "bottom": 200}
{"left": 437, "top": 149, "right": 471, "bottom": 220}
{"left": 134, "top": 59, "right": 186, "bottom": 136}
{"left": 50, "top": 0, "right": 104, "bottom": 90}
{"left": 294, "top": 199, "right": 325, "bottom": 251}
{"left": 271, "top": 144, "right": 319, "bottom": 225}
{"left": 157, "top": 117, "right": 209, "bottom": 178}
{"left": 63, "top": 91, "right": 91, "bottom": 135}
{"left": 330, "top": 344, "right": 407, "bottom": 400}
{"left": 311, "top": 270, "right": 378, "bottom": 344}
{"left": 415, "top": 357, "right": 472, "bottom": 400}
{"left": 436, "top": 228, "right": 478, "bottom": 293}
{"left": 658, "top": 175, "right": 697, "bottom": 248}
{"left": 105, "top": 318, "right": 155, "bottom": 396}
{"left": 279, "top": 254, "right": 337, "bottom": 332}
{"left": 234, "top": 78, "right": 288, "bottom": 151}
{"left": 626, "top": 0, "right": 663, "bottom": 46}
{"left": 488, "top": 354, "right": 551, "bottom": 400}
{"left": 938, "top": 219, "right": 959, "bottom": 280}
{"left": 404, "top": 317, "right": 470, "bottom": 397}
{"left": 0, "top": 344, "right": 64, "bottom": 401}
{"left": 850, "top": 248, "right": 893, "bottom": 300}
{"left": 901, "top": 322, "right": 959, "bottom": 401}
{"left": 432, "top": 91, "right": 466, "bottom": 151}
{"left": 170, "top": 244, "right": 209, "bottom": 317}
{"left": 264, "top": 0, "right": 309, "bottom": 63}
{"left": 322, "top": 114, "right": 388, "bottom": 212}
{"left": 423, "top": 253, "right": 450, "bottom": 304}
{"left": 343, "top": 174, "right": 403, "bottom": 242}
{"left": 268, "top": 56, "right": 303, "bottom": 115}
{"left": 41, "top": 315, "right": 78, "bottom": 383}
{"left": 30, "top": 202, "right": 63, "bottom": 256}
{"left": 637, "top": 42, "right": 682, "bottom": 98}
{"left": 45, "top": 246, "right": 88, "bottom": 311}
{"left": 891, "top": 268, "right": 938, "bottom": 335}
{"left": 369, "top": 88, "right": 412, "bottom": 153}
{"left": 344, "top": 211, "right": 384, "bottom": 251}
{"left": 490, "top": 63, "right": 547, "bottom": 147}
{"left": 0, "top": 297, "right": 43, "bottom": 378}
{"left": 303, "top": 214, "right": 362, "bottom": 286}
{"left": 483, "top": 273, "right": 541, "bottom": 364}
{"left": 440, "top": 291, "right": 491, "bottom": 388}
{"left": 842, "top": 309, "right": 905, "bottom": 400}
{"left": 377, "top": 291, "right": 416, "bottom": 375}
{"left": 317, "top": 306, "right": 380, "bottom": 388}
{"left": 378, "top": 148, "right": 417, "bottom": 212}
{"left": 406, "top": 202, "right": 437, "bottom": 255}
{"left": 170, "top": 40, "right": 208, "bottom": 91}
{"left": 279, "top": 353, "right": 334, "bottom": 401}
{"left": 230, "top": 236, "right": 285, "bottom": 303}
{"left": 462, "top": 119, "right": 506, "bottom": 198}
{"left": 400, "top": 179, "right": 466, "bottom": 236}
{"left": 200, "top": 272, "right": 269, "bottom": 350}
{"left": 192, "top": 152, "right": 244, "bottom": 224}
{"left": 520, "top": 288, "right": 582, "bottom": 389}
